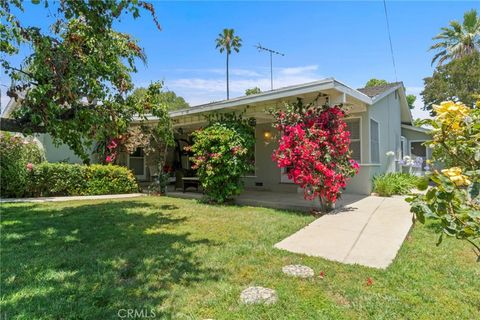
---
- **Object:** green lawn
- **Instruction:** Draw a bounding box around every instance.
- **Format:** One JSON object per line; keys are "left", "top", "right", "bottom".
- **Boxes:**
{"left": 1, "top": 196, "right": 478, "bottom": 319}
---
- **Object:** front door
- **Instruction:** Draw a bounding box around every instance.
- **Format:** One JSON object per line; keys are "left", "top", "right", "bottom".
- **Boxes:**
{"left": 128, "top": 147, "right": 146, "bottom": 180}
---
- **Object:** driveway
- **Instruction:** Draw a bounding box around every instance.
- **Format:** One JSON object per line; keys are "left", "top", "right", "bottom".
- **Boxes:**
{"left": 274, "top": 196, "right": 414, "bottom": 269}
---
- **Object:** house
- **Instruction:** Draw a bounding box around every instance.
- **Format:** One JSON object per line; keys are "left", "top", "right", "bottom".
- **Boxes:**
{"left": 2, "top": 78, "right": 431, "bottom": 195}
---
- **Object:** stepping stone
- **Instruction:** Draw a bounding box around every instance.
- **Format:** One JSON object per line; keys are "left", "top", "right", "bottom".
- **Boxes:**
{"left": 282, "top": 264, "right": 314, "bottom": 278}
{"left": 240, "top": 286, "right": 278, "bottom": 305}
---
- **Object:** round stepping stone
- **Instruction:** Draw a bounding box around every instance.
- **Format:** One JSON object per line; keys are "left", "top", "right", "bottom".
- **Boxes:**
{"left": 282, "top": 264, "right": 314, "bottom": 278}
{"left": 240, "top": 286, "right": 278, "bottom": 305}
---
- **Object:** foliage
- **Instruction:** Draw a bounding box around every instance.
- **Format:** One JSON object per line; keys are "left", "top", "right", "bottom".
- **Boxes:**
{"left": 130, "top": 86, "right": 189, "bottom": 111}
{"left": 407, "top": 100, "right": 480, "bottom": 258}
{"left": 0, "top": 0, "right": 163, "bottom": 163}
{"left": 0, "top": 131, "right": 45, "bottom": 197}
{"left": 406, "top": 94, "right": 416, "bottom": 109}
{"left": 188, "top": 114, "right": 255, "bottom": 203}
{"left": 2, "top": 197, "right": 478, "bottom": 319}
{"left": 429, "top": 9, "right": 480, "bottom": 65}
{"left": 215, "top": 28, "right": 242, "bottom": 99}
{"left": 271, "top": 99, "right": 359, "bottom": 211}
{"left": 365, "top": 78, "right": 389, "bottom": 87}
{"left": 28, "top": 163, "right": 88, "bottom": 196}
{"left": 245, "top": 87, "right": 262, "bottom": 95}
{"left": 421, "top": 52, "right": 480, "bottom": 113}
{"left": 85, "top": 164, "right": 139, "bottom": 195}
{"left": 27, "top": 163, "right": 138, "bottom": 197}
{"left": 373, "top": 173, "right": 421, "bottom": 197}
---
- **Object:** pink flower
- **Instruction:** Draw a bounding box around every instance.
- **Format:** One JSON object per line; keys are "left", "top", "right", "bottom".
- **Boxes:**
{"left": 26, "top": 163, "right": 34, "bottom": 171}
{"left": 107, "top": 140, "right": 118, "bottom": 150}
{"left": 105, "top": 156, "right": 113, "bottom": 163}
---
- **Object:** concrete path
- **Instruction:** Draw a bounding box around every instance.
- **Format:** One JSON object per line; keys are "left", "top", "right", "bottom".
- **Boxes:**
{"left": 274, "top": 196, "right": 413, "bottom": 269}
{"left": 0, "top": 193, "right": 145, "bottom": 203}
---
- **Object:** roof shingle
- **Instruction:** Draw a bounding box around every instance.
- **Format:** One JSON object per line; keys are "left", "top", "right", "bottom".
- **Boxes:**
{"left": 357, "top": 82, "right": 403, "bottom": 98}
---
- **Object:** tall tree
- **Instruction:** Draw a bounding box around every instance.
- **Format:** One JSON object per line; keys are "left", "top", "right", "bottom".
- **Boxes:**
{"left": 215, "top": 28, "right": 242, "bottom": 100}
{"left": 0, "top": 0, "right": 164, "bottom": 163}
{"left": 430, "top": 9, "right": 480, "bottom": 66}
{"left": 130, "top": 86, "right": 189, "bottom": 111}
{"left": 421, "top": 52, "right": 480, "bottom": 113}
{"left": 364, "top": 78, "right": 389, "bottom": 87}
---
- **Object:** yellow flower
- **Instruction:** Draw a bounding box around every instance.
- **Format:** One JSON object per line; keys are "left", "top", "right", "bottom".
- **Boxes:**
{"left": 441, "top": 167, "right": 471, "bottom": 186}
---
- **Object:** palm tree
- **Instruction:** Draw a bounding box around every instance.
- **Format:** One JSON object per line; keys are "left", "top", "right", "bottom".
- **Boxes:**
{"left": 215, "top": 28, "right": 242, "bottom": 99}
{"left": 430, "top": 9, "right": 480, "bottom": 66}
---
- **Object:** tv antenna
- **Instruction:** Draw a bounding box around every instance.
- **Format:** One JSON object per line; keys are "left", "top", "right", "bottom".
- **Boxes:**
{"left": 255, "top": 43, "right": 285, "bottom": 90}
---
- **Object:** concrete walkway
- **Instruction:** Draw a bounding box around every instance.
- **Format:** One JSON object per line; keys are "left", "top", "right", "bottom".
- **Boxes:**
{"left": 0, "top": 193, "right": 145, "bottom": 203}
{"left": 274, "top": 196, "right": 413, "bottom": 269}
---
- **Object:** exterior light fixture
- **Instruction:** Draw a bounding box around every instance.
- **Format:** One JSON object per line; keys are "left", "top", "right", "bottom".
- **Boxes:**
{"left": 263, "top": 130, "right": 273, "bottom": 143}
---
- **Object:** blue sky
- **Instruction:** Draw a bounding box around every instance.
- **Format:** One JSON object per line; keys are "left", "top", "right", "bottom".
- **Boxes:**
{"left": 2, "top": 1, "right": 479, "bottom": 119}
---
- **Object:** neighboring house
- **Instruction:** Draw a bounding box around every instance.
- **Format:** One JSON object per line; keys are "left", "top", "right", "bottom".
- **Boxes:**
{"left": 2, "top": 78, "right": 431, "bottom": 194}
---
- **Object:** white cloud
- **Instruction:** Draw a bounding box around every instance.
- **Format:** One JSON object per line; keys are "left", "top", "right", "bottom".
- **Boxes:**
{"left": 280, "top": 65, "right": 318, "bottom": 76}
{"left": 164, "top": 64, "right": 324, "bottom": 106}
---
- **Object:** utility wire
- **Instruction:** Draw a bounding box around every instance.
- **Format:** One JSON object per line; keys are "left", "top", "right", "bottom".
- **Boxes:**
{"left": 383, "top": 0, "right": 398, "bottom": 81}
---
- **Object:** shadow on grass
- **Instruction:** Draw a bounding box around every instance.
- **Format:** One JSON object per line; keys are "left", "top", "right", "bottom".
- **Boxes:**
{"left": 1, "top": 200, "right": 222, "bottom": 319}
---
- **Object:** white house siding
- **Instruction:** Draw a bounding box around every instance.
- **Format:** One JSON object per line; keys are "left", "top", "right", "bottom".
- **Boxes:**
{"left": 35, "top": 133, "right": 90, "bottom": 164}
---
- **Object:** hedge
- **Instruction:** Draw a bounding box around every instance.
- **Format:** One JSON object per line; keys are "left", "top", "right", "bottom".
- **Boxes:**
{"left": 0, "top": 132, "right": 45, "bottom": 198}
{"left": 27, "top": 163, "right": 139, "bottom": 197}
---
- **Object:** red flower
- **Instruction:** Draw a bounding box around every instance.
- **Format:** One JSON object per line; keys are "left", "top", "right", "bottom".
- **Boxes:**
{"left": 318, "top": 271, "right": 325, "bottom": 279}
{"left": 105, "top": 155, "right": 113, "bottom": 163}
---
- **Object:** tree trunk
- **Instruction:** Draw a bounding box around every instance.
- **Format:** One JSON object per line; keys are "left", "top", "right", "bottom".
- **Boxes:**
{"left": 319, "top": 195, "right": 334, "bottom": 213}
{"left": 226, "top": 52, "right": 230, "bottom": 100}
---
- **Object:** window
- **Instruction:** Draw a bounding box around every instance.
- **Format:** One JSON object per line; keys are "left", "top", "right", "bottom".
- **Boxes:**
{"left": 345, "top": 118, "right": 361, "bottom": 162}
{"left": 370, "top": 119, "right": 380, "bottom": 163}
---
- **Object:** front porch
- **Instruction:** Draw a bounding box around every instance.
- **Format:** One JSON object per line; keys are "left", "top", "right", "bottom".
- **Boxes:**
{"left": 165, "top": 187, "right": 367, "bottom": 212}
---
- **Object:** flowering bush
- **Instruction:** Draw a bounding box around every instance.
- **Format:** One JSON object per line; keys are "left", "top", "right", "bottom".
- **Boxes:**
{"left": 188, "top": 117, "right": 255, "bottom": 203}
{"left": 407, "top": 100, "right": 480, "bottom": 258}
{"left": 271, "top": 100, "right": 359, "bottom": 211}
{"left": 0, "top": 131, "right": 45, "bottom": 197}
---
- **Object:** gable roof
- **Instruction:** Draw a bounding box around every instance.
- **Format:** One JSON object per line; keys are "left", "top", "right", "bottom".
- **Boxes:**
{"left": 357, "top": 82, "right": 403, "bottom": 99}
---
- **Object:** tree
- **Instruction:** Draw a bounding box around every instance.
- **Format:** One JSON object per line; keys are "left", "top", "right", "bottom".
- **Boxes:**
{"left": 271, "top": 98, "right": 359, "bottom": 212}
{"left": 130, "top": 86, "right": 189, "bottom": 111}
{"left": 215, "top": 28, "right": 242, "bottom": 100}
{"left": 430, "top": 9, "right": 480, "bottom": 66}
{"left": 406, "top": 94, "right": 417, "bottom": 109}
{"left": 0, "top": 0, "right": 164, "bottom": 163}
{"left": 245, "top": 87, "right": 261, "bottom": 96}
{"left": 407, "top": 100, "right": 480, "bottom": 259}
{"left": 421, "top": 52, "right": 480, "bottom": 113}
{"left": 365, "top": 78, "right": 389, "bottom": 87}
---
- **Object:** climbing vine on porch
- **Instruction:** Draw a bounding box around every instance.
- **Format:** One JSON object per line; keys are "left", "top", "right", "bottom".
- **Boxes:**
{"left": 271, "top": 98, "right": 359, "bottom": 212}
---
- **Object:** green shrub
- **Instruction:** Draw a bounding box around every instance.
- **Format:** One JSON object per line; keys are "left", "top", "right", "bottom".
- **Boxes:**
{"left": 0, "top": 132, "right": 45, "bottom": 197}
{"left": 372, "top": 173, "right": 421, "bottom": 197}
{"left": 85, "top": 164, "right": 138, "bottom": 195}
{"left": 29, "top": 163, "right": 87, "bottom": 196}
{"left": 28, "top": 163, "right": 138, "bottom": 197}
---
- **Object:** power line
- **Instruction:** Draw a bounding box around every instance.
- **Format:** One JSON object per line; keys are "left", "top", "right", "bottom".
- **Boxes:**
{"left": 255, "top": 43, "right": 285, "bottom": 90}
{"left": 383, "top": 0, "right": 398, "bottom": 82}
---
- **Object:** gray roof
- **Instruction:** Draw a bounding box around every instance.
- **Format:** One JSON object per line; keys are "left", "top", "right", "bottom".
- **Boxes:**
{"left": 357, "top": 82, "right": 403, "bottom": 98}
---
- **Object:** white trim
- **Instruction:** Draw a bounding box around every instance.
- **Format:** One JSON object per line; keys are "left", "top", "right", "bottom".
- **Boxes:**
{"left": 401, "top": 136, "right": 408, "bottom": 159}
{"left": 369, "top": 117, "right": 380, "bottom": 163}
{"left": 127, "top": 149, "right": 147, "bottom": 180}
{"left": 344, "top": 116, "right": 362, "bottom": 163}
{"left": 401, "top": 124, "right": 430, "bottom": 133}
{"left": 359, "top": 163, "right": 381, "bottom": 167}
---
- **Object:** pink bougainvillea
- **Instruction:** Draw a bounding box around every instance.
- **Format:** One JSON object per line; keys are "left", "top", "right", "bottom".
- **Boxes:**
{"left": 271, "top": 103, "right": 359, "bottom": 211}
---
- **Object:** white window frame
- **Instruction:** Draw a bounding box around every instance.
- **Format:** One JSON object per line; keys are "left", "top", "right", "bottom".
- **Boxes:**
{"left": 400, "top": 136, "right": 407, "bottom": 159}
{"left": 344, "top": 116, "right": 362, "bottom": 163}
{"left": 369, "top": 118, "right": 380, "bottom": 164}
{"left": 127, "top": 148, "right": 147, "bottom": 180}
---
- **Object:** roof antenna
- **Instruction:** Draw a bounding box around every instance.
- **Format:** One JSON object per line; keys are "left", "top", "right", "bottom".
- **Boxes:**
{"left": 255, "top": 43, "right": 285, "bottom": 90}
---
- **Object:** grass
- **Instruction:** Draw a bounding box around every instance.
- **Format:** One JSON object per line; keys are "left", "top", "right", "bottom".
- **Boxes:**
{"left": 372, "top": 173, "right": 422, "bottom": 197}
{"left": 1, "top": 196, "right": 478, "bottom": 319}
